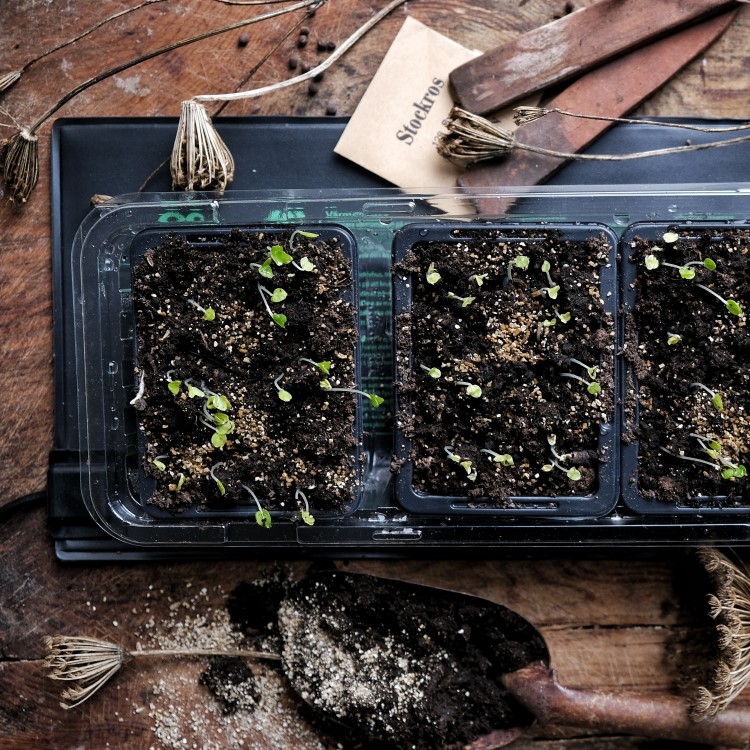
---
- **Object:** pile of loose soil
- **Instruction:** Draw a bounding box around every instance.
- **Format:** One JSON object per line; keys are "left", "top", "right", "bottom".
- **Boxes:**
{"left": 132, "top": 227, "right": 358, "bottom": 514}
{"left": 626, "top": 226, "right": 750, "bottom": 505}
{"left": 394, "top": 227, "right": 614, "bottom": 503}
{"left": 277, "top": 571, "right": 547, "bottom": 749}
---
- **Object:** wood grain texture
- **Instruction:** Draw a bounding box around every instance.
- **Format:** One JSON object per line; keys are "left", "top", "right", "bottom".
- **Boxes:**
{"left": 3, "top": 2, "right": 750, "bottom": 748}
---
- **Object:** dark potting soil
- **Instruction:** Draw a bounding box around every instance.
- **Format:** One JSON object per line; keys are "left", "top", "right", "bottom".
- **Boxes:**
{"left": 626, "top": 227, "right": 750, "bottom": 505}
{"left": 199, "top": 655, "right": 260, "bottom": 715}
{"left": 394, "top": 228, "right": 614, "bottom": 503}
{"left": 132, "top": 228, "right": 358, "bottom": 514}
{"left": 277, "top": 571, "right": 547, "bottom": 749}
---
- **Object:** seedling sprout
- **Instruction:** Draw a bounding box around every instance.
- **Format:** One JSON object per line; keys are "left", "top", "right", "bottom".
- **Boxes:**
{"left": 242, "top": 484, "right": 272, "bottom": 529}
{"left": 425, "top": 262, "right": 441, "bottom": 285}
{"left": 560, "top": 372, "right": 600, "bottom": 396}
{"left": 151, "top": 456, "right": 168, "bottom": 471}
{"left": 269, "top": 244, "right": 293, "bottom": 266}
{"left": 456, "top": 380, "right": 482, "bottom": 398}
{"left": 187, "top": 298, "right": 215, "bottom": 321}
{"left": 480, "top": 449, "right": 514, "bottom": 466}
{"left": 257, "top": 283, "right": 288, "bottom": 328}
{"left": 299, "top": 357, "right": 331, "bottom": 375}
{"left": 695, "top": 284, "right": 743, "bottom": 316}
{"left": 540, "top": 260, "right": 560, "bottom": 299}
{"left": 295, "top": 488, "right": 315, "bottom": 526}
{"left": 174, "top": 473, "right": 186, "bottom": 492}
{"left": 319, "top": 379, "right": 384, "bottom": 407}
{"left": 289, "top": 229, "right": 319, "bottom": 250}
{"left": 542, "top": 434, "right": 581, "bottom": 481}
{"left": 443, "top": 447, "right": 476, "bottom": 480}
{"left": 691, "top": 382, "right": 724, "bottom": 412}
{"left": 469, "top": 273, "right": 488, "bottom": 287}
{"left": 210, "top": 462, "right": 227, "bottom": 496}
{"left": 447, "top": 291, "right": 476, "bottom": 308}
{"left": 419, "top": 363, "right": 442, "bottom": 379}
{"left": 274, "top": 374, "right": 292, "bottom": 402}
{"left": 667, "top": 332, "right": 682, "bottom": 346}
{"left": 643, "top": 256, "right": 715, "bottom": 279}
{"left": 690, "top": 434, "right": 747, "bottom": 479}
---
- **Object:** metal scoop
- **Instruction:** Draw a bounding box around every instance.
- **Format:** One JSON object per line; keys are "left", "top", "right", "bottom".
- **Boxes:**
{"left": 278, "top": 571, "right": 750, "bottom": 748}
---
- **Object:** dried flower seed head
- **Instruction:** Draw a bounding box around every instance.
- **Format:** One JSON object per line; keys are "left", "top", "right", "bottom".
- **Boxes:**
{"left": 0, "top": 70, "right": 21, "bottom": 94}
{"left": 435, "top": 106, "right": 515, "bottom": 163}
{"left": 2, "top": 128, "right": 38, "bottom": 203}
{"left": 513, "top": 106, "right": 549, "bottom": 125}
{"left": 170, "top": 100, "right": 235, "bottom": 191}
{"left": 689, "top": 548, "right": 750, "bottom": 721}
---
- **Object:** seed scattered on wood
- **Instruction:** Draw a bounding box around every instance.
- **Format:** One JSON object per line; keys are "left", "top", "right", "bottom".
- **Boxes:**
{"left": 308, "top": 81, "right": 320, "bottom": 96}
{"left": 297, "top": 33, "right": 308, "bottom": 48}
{"left": 325, "top": 103, "right": 337, "bottom": 116}
{"left": 237, "top": 32, "right": 249, "bottom": 47}
{"left": 313, "top": 69, "right": 325, "bottom": 82}
{"left": 288, "top": 56, "right": 299, "bottom": 70}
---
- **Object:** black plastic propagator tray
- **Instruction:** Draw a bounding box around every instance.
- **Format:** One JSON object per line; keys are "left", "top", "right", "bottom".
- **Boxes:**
{"left": 51, "top": 117, "right": 750, "bottom": 559}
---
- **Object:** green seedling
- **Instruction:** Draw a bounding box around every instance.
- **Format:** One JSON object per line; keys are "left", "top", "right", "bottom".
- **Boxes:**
{"left": 210, "top": 462, "right": 227, "bottom": 496}
{"left": 568, "top": 358, "right": 599, "bottom": 381}
{"left": 425, "top": 262, "right": 441, "bottom": 285}
{"left": 447, "top": 291, "right": 476, "bottom": 308}
{"left": 257, "top": 283, "right": 288, "bottom": 328}
{"left": 251, "top": 257, "right": 274, "bottom": 279}
{"left": 691, "top": 381, "right": 724, "bottom": 412}
{"left": 540, "top": 260, "right": 560, "bottom": 299}
{"left": 166, "top": 369, "right": 182, "bottom": 395}
{"left": 456, "top": 380, "right": 482, "bottom": 398}
{"left": 173, "top": 473, "right": 186, "bottom": 492}
{"left": 480, "top": 449, "right": 514, "bottom": 467}
{"left": 542, "top": 434, "right": 581, "bottom": 481}
{"left": 206, "top": 393, "right": 231, "bottom": 411}
{"left": 667, "top": 332, "right": 682, "bottom": 346}
{"left": 151, "top": 455, "right": 168, "bottom": 471}
{"left": 274, "top": 374, "right": 292, "bottom": 402}
{"left": 561, "top": 372, "right": 601, "bottom": 396}
{"left": 506, "top": 254, "right": 529, "bottom": 282}
{"left": 200, "top": 391, "right": 235, "bottom": 449}
{"left": 469, "top": 273, "right": 488, "bottom": 287}
{"left": 183, "top": 379, "right": 206, "bottom": 399}
{"left": 695, "top": 283, "right": 743, "bottom": 316}
{"left": 658, "top": 445, "right": 720, "bottom": 472}
{"left": 319, "top": 379, "right": 384, "bottom": 407}
{"left": 419, "top": 363, "right": 442, "bottom": 379}
{"left": 690, "top": 434, "right": 747, "bottom": 480}
{"left": 293, "top": 257, "right": 315, "bottom": 272}
{"left": 269, "top": 244, "right": 293, "bottom": 266}
{"left": 443, "top": 447, "right": 476, "bottom": 480}
{"left": 663, "top": 231, "right": 679, "bottom": 244}
{"left": 644, "top": 256, "right": 715, "bottom": 279}
{"left": 556, "top": 310, "right": 572, "bottom": 324}
{"left": 289, "top": 229, "right": 319, "bottom": 250}
{"left": 295, "top": 488, "right": 315, "bottom": 526}
{"left": 299, "top": 357, "right": 331, "bottom": 375}
{"left": 243, "top": 484, "right": 272, "bottom": 529}
{"left": 187, "top": 298, "right": 215, "bottom": 321}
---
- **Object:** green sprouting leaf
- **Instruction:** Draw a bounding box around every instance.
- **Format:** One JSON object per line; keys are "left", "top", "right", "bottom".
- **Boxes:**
{"left": 706, "top": 449, "right": 720, "bottom": 460}
{"left": 514, "top": 255, "right": 530, "bottom": 270}
{"left": 470, "top": 273, "right": 488, "bottom": 287}
{"left": 203, "top": 307, "right": 216, "bottom": 321}
{"left": 272, "top": 313, "right": 287, "bottom": 328}
{"left": 212, "top": 432, "right": 228, "bottom": 449}
{"left": 546, "top": 285, "right": 560, "bottom": 300}
{"left": 297, "top": 230, "right": 319, "bottom": 239}
{"left": 708, "top": 440, "right": 722, "bottom": 452}
{"left": 320, "top": 379, "right": 332, "bottom": 390}
{"left": 151, "top": 458, "right": 166, "bottom": 471}
{"left": 650, "top": 245, "right": 664, "bottom": 253}
{"left": 270, "top": 245, "right": 293, "bottom": 265}
{"left": 298, "top": 257, "right": 315, "bottom": 272}
{"left": 258, "top": 258, "right": 274, "bottom": 279}
{"left": 459, "top": 460, "right": 473, "bottom": 476}
{"left": 426, "top": 262, "right": 441, "bottom": 285}
{"left": 644, "top": 254, "right": 660, "bottom": 270}
{"left": 213, "top": 412, "right": 229, "bottom": 426}
{"left": 214, "top": 420, "right": 235, "bottom": 436}
{"left": 176, "top": 473, "right": 185, "bottom": 491}
{"left": 300, "top": 510, "right": 315, "bottom": 526}
{"left": 461, "top": 296, "right": 476, "bottom": 308}
{"left": 186, "top": 384, "right": 205, "bottom": 399}
{"left": 541, "top": 464, "right": 554, "bottom": 472}
{"left": 542, "top": 319, "right": 556, "bottom": 328}
{"left": 541, "top": 260, "right": 551, "bottom": 273}
{"left": 270, "top": 288, "right": 288, "bottom": 303}
{"left": 214, "top": 477, "right": 226, "bottom": 496}
{"left": 587, "top": 382, "right": 601, "bottom": 396}
{"left": 679, "top": 266, "right": 696, "bottom": 280}
{"left": 662, "top": 231, "right": 679, "bottom": 244}
{"left": 494, "top": 454, "right": 514, "bottom": 467}
{"left": 368, "top": 393, "right": 384, "bottom": 408}
{"left": 316, "top": 360, "right": 331, "bottom": 375}
{"left": 207, "top": 394, "right": 231, "bottom": 411}
{"left": 465, "top": 384, "right": 482, "bottom": 398}
{"left": 726, "top": 299, "right": 743, "bottom": 316}
{"left": 255, "top": 508, "right": 272, "bottom": 528}
{"left": 278, "top": 389, "right": 292, "bottom": 402}
{"left": 667, "top": 335, "right": 681, "bottom": 346}
{"left": 712, "top": 393, "right": 724, "bottom": 412}
{"left": 567, "top": 467, "right": 582, "bottom": 481}
{"left": 586, "top": 365, "right": 600, "bottom": 380}
{"left": 735, "top": 465, "right": 747, "bottom": 478}
{"left": 704, "top": 258, "right": 717, "bottom": 271}
{"left": 426, "top": 367, "right": 441, "bottom": 378}
{"left": 558, "top": 312, "right": 572, "bottom": 324}
{"left": 168, "top": 380, "right": 182, "bottom": 395}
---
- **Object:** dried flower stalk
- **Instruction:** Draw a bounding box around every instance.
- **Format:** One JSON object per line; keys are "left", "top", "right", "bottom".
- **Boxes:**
{"left": 44, "top": 635, "right": 280, "bottom": 710}
{"left": 437, "top": 106, "right": 750, "bottom": 165}
{"left": 2, "top": 129, "right": 38, "bottom": 203}
{"left": 689, "top": 548, "right": 750, "bottom": 721}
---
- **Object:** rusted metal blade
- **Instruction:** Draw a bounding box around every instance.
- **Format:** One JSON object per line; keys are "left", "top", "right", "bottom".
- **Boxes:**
{"left": 458, "top": 10, "right": 738, "bottom": 217}
{"left": 449, "top": 0, "right": 738, "bottom": 116}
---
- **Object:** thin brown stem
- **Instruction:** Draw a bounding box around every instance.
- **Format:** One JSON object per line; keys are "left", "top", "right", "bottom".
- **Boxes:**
{"left": 133, "top": 648, "right": 281, "bottom": 660}
{"left": 27, "top": 0, "right": 323, "bottom": 134}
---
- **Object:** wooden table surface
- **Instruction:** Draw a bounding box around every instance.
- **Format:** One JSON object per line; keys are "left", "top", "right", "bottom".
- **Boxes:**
{"left": 2, "top": 1, "right": 750, "bottom": 748}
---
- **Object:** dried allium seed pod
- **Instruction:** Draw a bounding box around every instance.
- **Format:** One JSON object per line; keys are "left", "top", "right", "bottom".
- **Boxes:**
{"left": 170, "top": 100, "right": 235, "bottom": 191}
{"left": 435, "top": 106, "right": 515, "bottom": 163}
{"left": 2, "top": 129, "right": 39, "bottom": 203}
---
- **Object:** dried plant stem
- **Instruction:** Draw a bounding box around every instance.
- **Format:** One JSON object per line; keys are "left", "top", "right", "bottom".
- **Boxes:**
{"left": 437, "top": 106, "right": 750, "bottom": 165}
{"left": 514, "top": 106, "right": 750, "bottom": 134}
{"left": 0, "top": 0, "right": 168, "bottom": 94}
{"left": 25, "top": 0, "right": 323, "bottom": 136}
{"left": 193, "top": 0, "right": 408, "bottom": 103}
{"left": 44, "top": 635, "right": 280, "bottom": 710}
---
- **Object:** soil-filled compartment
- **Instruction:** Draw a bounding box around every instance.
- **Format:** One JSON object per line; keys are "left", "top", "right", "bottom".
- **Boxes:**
{"left": 130, "top": 225, "right": 362, "bottom": 520}
{"left": 393, "top": 223, "right": 618, "bottom": 515}
{"left": 622, "top": 223, "right": 750, "bottom": 512}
